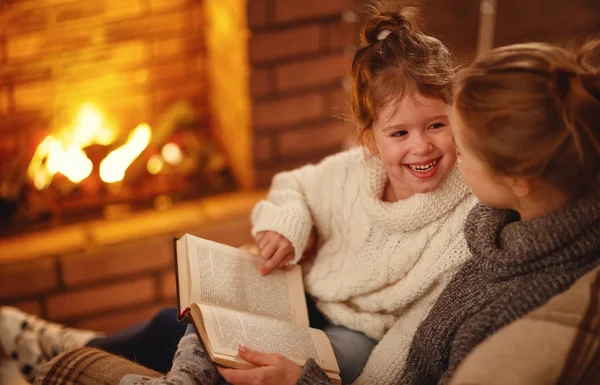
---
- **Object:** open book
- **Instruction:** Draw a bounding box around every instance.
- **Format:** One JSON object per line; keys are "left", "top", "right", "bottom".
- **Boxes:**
{"left": 174, "top": 233, "right": 341, "bottom": 384}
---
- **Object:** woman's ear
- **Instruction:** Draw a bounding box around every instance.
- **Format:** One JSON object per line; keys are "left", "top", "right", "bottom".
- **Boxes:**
{"left": 508, "top": 177, "right": 532, "bottom": 199}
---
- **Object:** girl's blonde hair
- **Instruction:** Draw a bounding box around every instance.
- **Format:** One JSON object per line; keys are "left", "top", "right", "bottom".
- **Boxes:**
{"left": 351, "top": 1, "right": 456, "bottom": 143}
{"left": 454, "top": 39, "right": 600, "bottom": 198}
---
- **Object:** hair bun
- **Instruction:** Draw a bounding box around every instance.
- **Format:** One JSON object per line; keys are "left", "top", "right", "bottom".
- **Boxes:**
{"left": 577, "top": 39, "right": 600, "bottom": 72}
{"left": 361, "top": 1, "right": 420, "bottom": 46}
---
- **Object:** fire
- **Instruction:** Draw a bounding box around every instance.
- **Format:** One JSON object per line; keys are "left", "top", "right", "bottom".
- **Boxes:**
{"left": 99, "top": 123, "right": 152, "bottom": 183}
{"left": 28, "top": 103, "right": 152, "bottom": 189}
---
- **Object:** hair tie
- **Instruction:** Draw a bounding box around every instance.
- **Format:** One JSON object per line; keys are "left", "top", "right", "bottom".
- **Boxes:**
{"left": 377, "top": 29, "right": 392, "bottom": 41}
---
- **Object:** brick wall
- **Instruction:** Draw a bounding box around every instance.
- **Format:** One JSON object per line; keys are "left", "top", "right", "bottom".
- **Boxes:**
{"left": 248, "top": 0, "right": 359, "bottom": 186}
{"left": 0, "top": 213, "right": 254, "bottom": 333}
{"left": 0, "top": 0, "right": 362, "bottom": 334}
{"left": 0, "top": 0, "right": 209, "bottom": 140}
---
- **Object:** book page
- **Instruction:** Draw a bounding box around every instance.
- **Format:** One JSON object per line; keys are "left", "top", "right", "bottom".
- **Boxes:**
{"left": 196, "top": 303, "right": 339, "bottom": 374}
{"left": 184, "top": 234, "right": 309, "bottom": 327}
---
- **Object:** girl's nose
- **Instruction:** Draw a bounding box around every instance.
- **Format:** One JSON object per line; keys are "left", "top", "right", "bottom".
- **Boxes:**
{"left": 411, "top": 135, "right": 434, "bottom": 155}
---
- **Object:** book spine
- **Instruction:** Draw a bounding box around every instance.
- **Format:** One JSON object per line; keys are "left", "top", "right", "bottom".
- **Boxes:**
{"left": 173, "top": 237, "right": 182, "bottom": 316}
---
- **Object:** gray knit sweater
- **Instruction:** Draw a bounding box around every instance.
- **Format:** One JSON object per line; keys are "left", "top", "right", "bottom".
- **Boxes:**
{"left": 401, "top": 187, "right": 600, "bottom": 384}
{"left": 297, "top": 183, "right": 600, "bottom": 385}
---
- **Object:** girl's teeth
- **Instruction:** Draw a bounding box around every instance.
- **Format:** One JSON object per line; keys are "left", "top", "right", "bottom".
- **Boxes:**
{"left": 408, "top": 159, "right": 438, "bottom": 172}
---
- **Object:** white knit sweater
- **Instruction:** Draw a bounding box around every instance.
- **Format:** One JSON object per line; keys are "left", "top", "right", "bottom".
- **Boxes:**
{"left": 251, "top": 148, "right": 476, "bottom": 385}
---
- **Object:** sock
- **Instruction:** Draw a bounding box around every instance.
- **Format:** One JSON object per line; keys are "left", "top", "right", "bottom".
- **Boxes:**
{"left": 120, "top": 333, "right": 218, "bottom": 385}
{"left": 0, "top": 306, "right": 104, "bottom": 366}
{"left": 12, "top": 330, "right": 45, "bottom": 382}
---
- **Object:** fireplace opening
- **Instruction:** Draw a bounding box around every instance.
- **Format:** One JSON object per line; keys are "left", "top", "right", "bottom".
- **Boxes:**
{"left": 0, "top": 0, "right": 252, "bottom": 237}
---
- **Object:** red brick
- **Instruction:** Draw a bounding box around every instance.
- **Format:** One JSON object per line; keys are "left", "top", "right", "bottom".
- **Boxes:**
{"left": 255, "top": 157, "right": 318, "bottom": 187}
{"left": 149, "top": 0, "right": 188, "bottom": 13}
{"left": 278, "top": 120, "right": 349, "bottom": 157}
{"left": 248, "top": 0, "right": 268, "bottom": 28}
{"left": 74, "top": 303, "right": 169, "bottom": 333}
{"left": 160, "top": 271, "right": 177, "bottom": 300}
{"left": 253, "top": 93, "right": 325, "bottom": 131}
{"left": 106, "top": 12, "right": 188, "bottom": 42}
{"left": 55, "top": 2, "right": 104, "bottom": 23}
{"left": 188, "top": 214, "right": 253, "bottom": 247}
{"left": 60, "top": 239, "right": 174, "bottom": 286}
{"left": 324, "top": 20, "right": 357, "bottom": 51}
{"left": 0, "top": 259, "right": 59, "bottom": 301}
{"left": 153, "top": 81, "right": 207, "bottom": 110}
{"left": 249, "top": 25, "right": 321, "bottom": 63}
{"left": 6, "top": 34, "right": 45, "bottom": 61}
{"left": 254, "top": 135, "right": 272, "bottom": 163}
{"left": 329, "top": 85, "right": 350, "bottom": 117}
{"left": 274, "top": 0, "right": 345, "bottom": 23}
{"left": 150, "top": 59, "right": 200, "bottom": 85}
{"left": 0, "top": 88, "right": 10, "bottom": 115}
{"left": 6, "top": 29, "right": 103, "bottom": 61}
{"left": 152, "top": 36, "right": 204, "bottom": 61}
{"left": 3, "top": 7, "right": 48, "bottom": 34}
{"left": 0, "top": 64, "right": 52, "bottom": 85}
{"left": 250, "top": 68, "right": 271, "bottom": 97}
{"left": 6, "top": 300, "right": 43, "bottom": 317}
{"left": 46, "top": 278, "right": 156, "bottom": 320}
{"left": 276, "top": 53, "right": 349, "bottom": 91}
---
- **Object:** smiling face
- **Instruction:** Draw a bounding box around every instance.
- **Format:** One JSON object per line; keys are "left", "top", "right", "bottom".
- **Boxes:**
{"left": 370, "top": 92, "right": 457, "bottom": 200}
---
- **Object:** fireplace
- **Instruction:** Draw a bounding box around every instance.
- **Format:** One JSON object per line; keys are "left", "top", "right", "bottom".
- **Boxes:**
{"left": 0, "top": 0, "right": 252, "bottom": 236}
{"left": 0, "top": 0, "right": 358, "bottom": 333}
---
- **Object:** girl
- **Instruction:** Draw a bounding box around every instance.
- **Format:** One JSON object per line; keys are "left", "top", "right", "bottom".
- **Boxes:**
{"left": 246, "top": 2, "right": 475, "bottom": 384}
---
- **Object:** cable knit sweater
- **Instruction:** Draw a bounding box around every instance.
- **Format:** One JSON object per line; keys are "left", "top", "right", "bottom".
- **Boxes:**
{"left": 251, "top": 148, "right": 476, "bottom": 384}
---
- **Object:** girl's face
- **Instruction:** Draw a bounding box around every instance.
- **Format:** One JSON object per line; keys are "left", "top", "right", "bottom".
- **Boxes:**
{"left": 371, "top": 93, "right": 456, "bottom": 199}
{"left": 450, "top": 106, "right": 516, "bottom": 209}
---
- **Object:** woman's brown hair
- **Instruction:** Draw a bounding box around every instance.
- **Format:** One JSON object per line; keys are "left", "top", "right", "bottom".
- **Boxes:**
{"left": 351, "top": 1, "right": 456, "bottom": 143}
{"left": 454, "top": 39, "right": 600, "bottom": 198}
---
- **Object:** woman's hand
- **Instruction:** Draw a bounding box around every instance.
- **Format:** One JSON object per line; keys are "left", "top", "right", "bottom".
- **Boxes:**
{"left": 217, "top": 345, "right": 303, "bottom": 385}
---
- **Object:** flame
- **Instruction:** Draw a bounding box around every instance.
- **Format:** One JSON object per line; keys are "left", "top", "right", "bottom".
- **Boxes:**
{"left": 28, "top": 103, "right": 117, "bottom": 189}
{"left": 99, "top": 123, "right": 152, "bottom": 183}
{"left": 161, "top": 143, "right": 183, "bottom": 165}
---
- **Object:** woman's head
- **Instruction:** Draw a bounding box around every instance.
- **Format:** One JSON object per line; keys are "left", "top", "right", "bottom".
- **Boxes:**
{"left": 452, "top": 39, "right": 600, "bottom": 216}
{"left": 351, "top": 1, "right": 457, "bottom": 199}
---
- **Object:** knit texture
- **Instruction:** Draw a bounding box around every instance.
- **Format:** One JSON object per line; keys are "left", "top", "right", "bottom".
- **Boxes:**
{"left": 120, "top": 333, "right": 217, "bottom": 385}
{"left": 401, "top": 181, "right": 600, "bottom": 385}
{"left": 252, "top": 148, "right": 476, "bottom": 384}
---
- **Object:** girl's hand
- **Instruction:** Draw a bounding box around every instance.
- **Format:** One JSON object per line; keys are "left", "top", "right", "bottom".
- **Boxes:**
{"left": 217, "top": 345, "right": 302, "bottom": 385}
{"left": 255, "top": 231, "right": 294, "bottom": 275}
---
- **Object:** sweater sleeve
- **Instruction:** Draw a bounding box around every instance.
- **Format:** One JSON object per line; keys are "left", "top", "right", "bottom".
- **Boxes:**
{"left": 351, "top": 318, "right": 414, "bottom": 385}
{"left": 295, "top": 359, "right": 333, "bottom": 385}
{"left": 251, "top": 149, "right": 358, "bottom": 263}
{"left": 352, "top": 264, "right": 459, "bottom": 385}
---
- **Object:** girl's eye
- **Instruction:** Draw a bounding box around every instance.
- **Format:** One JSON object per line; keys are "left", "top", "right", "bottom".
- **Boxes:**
{"left": 429, "top": 122, "right": 446, "bottom": 130}
{"left": 391, "top": 130, "right": 408, "bottom": 138}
